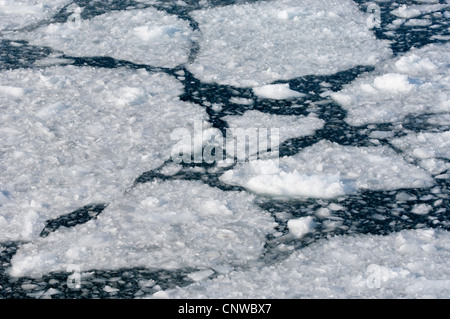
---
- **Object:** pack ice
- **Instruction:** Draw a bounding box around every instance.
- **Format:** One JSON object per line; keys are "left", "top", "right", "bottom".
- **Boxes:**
{"left": 188, "top": 0, "right": 392, "bottom": 87}
{"left": 0, "top": 66, "right": 207, "bottom": 241}
{"left": 220, "top": 140, "right": 434, "bottom": 198}
{"left": 331, "top": 42, "right": 450, "bottom": 126}
{"left": 0, "top": 0, "right": 71, "bottom": 31}
{"left": 10, "top": 6, "right": 196, "bottom": 68}
{"left": 162, "top": 228, "right": 450, "bottom": 298}
{"left": 9, "top": 180, "right": 276, "bottom": 278}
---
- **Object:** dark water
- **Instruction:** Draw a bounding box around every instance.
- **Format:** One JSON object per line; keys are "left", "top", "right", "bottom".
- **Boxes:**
{"left": 0, "top": 0, "right": 449, "bottom": 298}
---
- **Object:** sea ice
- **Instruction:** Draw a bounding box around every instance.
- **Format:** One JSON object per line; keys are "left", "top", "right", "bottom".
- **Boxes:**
{"left": 391, "top": 131, "right": 450, "bottom": 160}
{"left": 288, "top": 216, "right": 316, "bottom": 239}
{"left": 161, "top": 228, "right": 450, "bottom": 298}
{"left": 252, "top": 84, "right": 306, "bottom": 100}
{"left": 188, "top": 0, "right": 391, "bottom": 87}
{"left": 331, "top": 42, "right": 450, "bottom": 126}
{"left": 222, "top": 110, "right": 324, "bottom": 155}
{"left": 219, "top": 140, "right": 434, "bottom": 199}
{"left": 0, "top": 66, "right": 207, "bottom": 241}
{"left": 9, "top": 180, "right": 276, "bottom": 278}
{"left": 0, "top": 0, "right": 71, "bottom": 31}
{"left": 10, "top": 7, "right": 196, "bottom": 67}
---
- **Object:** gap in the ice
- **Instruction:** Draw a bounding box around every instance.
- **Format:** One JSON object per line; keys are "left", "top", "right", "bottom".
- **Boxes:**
{"left": 354, "top": 0, "right": 450, "bottom": 55}
{"left": 257, "top": 184, "right": 449, "bottom": 265}
{"left": 39, "top": 204, "right": 108, "bottom": 238}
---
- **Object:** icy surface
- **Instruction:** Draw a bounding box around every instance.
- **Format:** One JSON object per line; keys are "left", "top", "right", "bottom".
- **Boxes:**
{"left": 253, "top": 84, "right": 306, "bottom": 100}
{"left": 9, "top": 180, "right": 276, "bottom": 278}
{"left": 11, "top": 7, "right": 196, "bottom": 67}
{"left": 220, "top": 140, "right": 434, "bottom": 198}
{"left": 331, "top": 43, "right": 450, "bottom": 126}
{"left": 0, "top": 0, "right": 71, "bottom": 31}
{"left": 162, "top": 229, "right": 450, "bottom": 298}
{"left": 188, "top": 0, "right": 392, "bottom": 87}
{"left": 0, "top": 0, "right": 449, "bottom": 300}
{"left": 0, "top": 66, "right": 206, "bottom": 241}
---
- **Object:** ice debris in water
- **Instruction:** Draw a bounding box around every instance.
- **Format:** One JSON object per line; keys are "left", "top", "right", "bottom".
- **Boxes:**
{"left": 331, "top": 42, "right": 450, "bottom": 126}
{"left": 161, "top": 229, "right": 450, "bottom": 298}
{"left": 0, "top": 0, "right": 71, "bottom": 31}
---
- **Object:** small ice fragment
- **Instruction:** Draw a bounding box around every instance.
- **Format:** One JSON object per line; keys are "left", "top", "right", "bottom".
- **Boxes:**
{"left": 411, "top": 204, "right": 432, "bottom": 215}
{"left": 288, "top": 216, "right": 315, "bottom": 239}
{"left": 187, "top": 269, "right": 214, "bottom": 282}
{"left": 253, "top": 84, "right": 305, "bottom": 100}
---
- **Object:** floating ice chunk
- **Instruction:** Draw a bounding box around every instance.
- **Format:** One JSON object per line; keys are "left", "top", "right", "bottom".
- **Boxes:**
{"left": 404, "top": 18, "right": 432, "bottom": 27}
{"left": 219, "top": 140, "right": 434, "bottom": 199}
{"left": 162, "top": 229, "right": 450, "bottom": 298}
{"left": 9, "top": 180, "right": 276, "bottom": 278}
{"left": 229, "top": 97, "right": 253, "bottom": 105}
{"left": 0, "top": 66, "right": 207, "bottom": 241}
{"left": 188, "top": 0, "right": 391, "bottom": 87}
{"left": 331, "top": 43, "right": 450, "bottom": 126}
{"left": 187, "top": 269, "right": 215, "bottom": 282}
{"left": 372, "top": 73, "right": 415, "bottom": 94}
{"left": 411, "top": 203, "right": 432, "bottom": 215}
{"left": 395, "top": 54, "right": 438, "bottom": 75}
{"left": 419, "top": 159, "right": 450, "bottom": 175}
{"left": 12, "top": 8, "right": 195, "bottom": 67}
{"left": 229, "top": 170, "right": 347, "bottom": 199}
{"left": 425, "top": 113, "right": 450, "bottom": 126}
{"left": 0, "top": 86, "right": 26, "bottom": 97}
{"left": 253, "top": 84, "right": 306, "bottom": 100}
{"left": 0, "top": 0, "right": 71, "bottom": 31}
{"left": 392, "top": 5, "right": 422, "bottom": 18}
{"left": 288, "top": 216, "right": 315, "bottom": 239}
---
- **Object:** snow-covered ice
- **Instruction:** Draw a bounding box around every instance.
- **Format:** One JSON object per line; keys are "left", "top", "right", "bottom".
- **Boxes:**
{"left": 9, "top": 180, "right": 276, "bottom": 278}
{"left": 10, "top": 7, "right": 196, "bottom": 67}
{"left": 331, "top": 43, "right": 450, "bottom": 126}
{"left": 391, "top": 131, "right": 450, "bottom": 160}
{"left": 253, "top": 84, "right": 306, "bottom": 100}
{"left": 288, "top": 216, "right": 316, "bottom": 239}
{"left": 220, "top": 140, "right": 434, "bottom": 199}
{"left": 188, "top": 0, "right": 392, "bottom": 87}
{"left": 222, "top": 110, "right": 324, "bottom": 151}
{"left": 161, "top": 228, "right": 450, "bottom": 298}
{"left": 0, "top": 66, "right": 207, "bottom": 241}
{"left": 0, "top": 0, "right": 71, "bottom": 31}
{"left": 1, "top": 0, "right": 449, "bottom": 300}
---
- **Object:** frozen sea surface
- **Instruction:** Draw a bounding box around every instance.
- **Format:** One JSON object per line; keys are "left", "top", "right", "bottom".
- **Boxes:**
{"left": 0, "top": 0, "right": 449, "bottom": 299}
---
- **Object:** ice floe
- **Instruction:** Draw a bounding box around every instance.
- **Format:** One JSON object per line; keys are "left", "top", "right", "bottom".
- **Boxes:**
{"left": 222, "top": 110, "right": 324, "bottom": 149}
{"left": 161, "top": 228, "right": 450, "bottom": 298}
{"left": 10, "top": 7, "right": 196, "bottom": 67}
{"left": 0, "top": 0, "right": 71, "bottom": 31}
{"left": 9, "top": 180, "right": 276, "bottom": 278}
{"left": 0, "top": 66, "right": 207, "bottom": 241}
{"left": 188, "top": 0, "right": 392, "bottom": 87}
{"left": 331, "top": 42, "right": 450, "bottom": 126}
{"left": 219, "top": 140, "right": 434, "bottom": 199}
